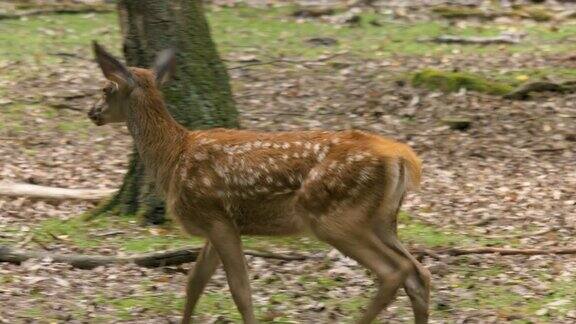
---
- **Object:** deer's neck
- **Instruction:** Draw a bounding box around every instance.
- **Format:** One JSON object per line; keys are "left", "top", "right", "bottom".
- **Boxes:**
{"left": 126, "top": 89, "right": 187, "bottom": 192}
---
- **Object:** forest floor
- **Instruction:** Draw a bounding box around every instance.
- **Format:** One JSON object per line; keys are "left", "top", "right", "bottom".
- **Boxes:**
{"left": 0, "top": 1, "right": 575, "bottom": 323}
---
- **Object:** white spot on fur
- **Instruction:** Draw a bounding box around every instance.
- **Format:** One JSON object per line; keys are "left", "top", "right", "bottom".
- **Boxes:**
{"left": 202, "top": 177, "right": 212, "bottom": 187}
{"left": 214, "top": 165, "right": 226, "bottom": 177}
{"left": 309, "top": 169, "right": 323, "bottom": 181}
{"left": 180, "top": 168, "right": 188, "bottom": 179}
{"left": 256, "top": 187, "right": 268, "bottom": 194}
{"left": 259, "top": 164, "right": 269, "bottom": 173}
{"left": 199, "top": 138, "right": 215, "bottom": 145}
{"left": 329, "top": 161, "right": 339, "bottom": 170}
{"left": 313, "top": 143, "right": 321, "bottom": 154}
{"left": 194, "top": 152, "right": 208, "bottom": 161}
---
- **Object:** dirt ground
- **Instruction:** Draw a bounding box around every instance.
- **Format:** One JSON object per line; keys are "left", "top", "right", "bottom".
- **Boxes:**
{"left": 0, "top": 1, "right": 575, "bottom": 323}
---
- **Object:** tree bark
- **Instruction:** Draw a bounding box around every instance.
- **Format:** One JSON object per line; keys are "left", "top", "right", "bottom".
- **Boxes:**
{"left": 92, "top": 0, "right": 238, "bottom": 224}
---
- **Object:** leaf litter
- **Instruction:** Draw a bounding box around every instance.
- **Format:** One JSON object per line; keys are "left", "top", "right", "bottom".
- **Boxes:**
{"left": 0, "top": 1, "right": 575, "bottom": 323}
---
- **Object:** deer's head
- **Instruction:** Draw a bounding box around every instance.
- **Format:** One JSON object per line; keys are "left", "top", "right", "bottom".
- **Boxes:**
{"left": 88, "top": 41, "right": 176, "bottom": 126}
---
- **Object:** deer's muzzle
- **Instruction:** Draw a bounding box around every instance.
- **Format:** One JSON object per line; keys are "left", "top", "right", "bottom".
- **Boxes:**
{"left": 88, "top": 99, "right": 105, "bottom": 126}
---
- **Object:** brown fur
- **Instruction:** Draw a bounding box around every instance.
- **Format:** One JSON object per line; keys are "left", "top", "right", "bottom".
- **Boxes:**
{"left": 90, "top": 43, "right": 430, "bottom": 324}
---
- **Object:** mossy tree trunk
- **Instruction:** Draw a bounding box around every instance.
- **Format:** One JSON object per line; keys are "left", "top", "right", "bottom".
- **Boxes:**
{"left": 92, "top": 0, "right": 238, "bottom": 224}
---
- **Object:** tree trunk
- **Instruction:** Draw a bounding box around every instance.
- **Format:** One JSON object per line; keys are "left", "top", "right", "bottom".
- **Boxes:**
{"left": 91, "top": 0, "right": 238, "bottom": 224}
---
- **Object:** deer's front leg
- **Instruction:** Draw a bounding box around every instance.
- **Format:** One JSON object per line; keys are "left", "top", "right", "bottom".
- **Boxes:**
{"left": 208, "top": 221, "right": 257, "bottom": 324}
{"left": 181, "top": 240, "right": 220, "bottom": 324}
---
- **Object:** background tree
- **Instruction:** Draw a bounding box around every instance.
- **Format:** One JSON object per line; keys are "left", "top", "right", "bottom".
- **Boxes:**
{"left": 92, "top": 0, "right": 239, "bottom": 224}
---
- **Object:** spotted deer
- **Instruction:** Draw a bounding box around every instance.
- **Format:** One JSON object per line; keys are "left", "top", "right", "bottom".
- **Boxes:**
{"left": 88, "top": 41, "right": 430, "bottom": 324}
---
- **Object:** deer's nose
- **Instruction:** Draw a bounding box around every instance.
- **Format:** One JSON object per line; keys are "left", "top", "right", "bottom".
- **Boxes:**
{"left": 88, "top": 100, "right": 104, "bottom": 125}
{"left": 87, "top": 107, "right": 98, "bottom": 120}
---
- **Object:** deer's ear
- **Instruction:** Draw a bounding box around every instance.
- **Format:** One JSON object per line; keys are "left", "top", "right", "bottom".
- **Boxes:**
{"left": 153, "top": 48, "right": 176, "bottom": 87}
{"left": 92, "top": 41, "right": 135, "bottom": 89}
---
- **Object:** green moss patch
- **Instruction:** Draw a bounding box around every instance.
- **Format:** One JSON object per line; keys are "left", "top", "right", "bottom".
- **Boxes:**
{"left": 432, "top": 6, "right": 494, "bottom": 20}
{"left": 412, "top": 69, "right": 514, "bottom": 95}
{"left": 399, "top": 212, "right": 506, "bottom": 247}
{"left": 29, "top": 216, "right": 329, "bottom": 254}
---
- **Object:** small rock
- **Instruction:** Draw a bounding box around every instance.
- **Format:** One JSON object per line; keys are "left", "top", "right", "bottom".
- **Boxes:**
{"left": 441, "top": 117, "right": 472, "bottom": 131}
{"left": 535, "top": 308, "right": 549, "bottom": 316}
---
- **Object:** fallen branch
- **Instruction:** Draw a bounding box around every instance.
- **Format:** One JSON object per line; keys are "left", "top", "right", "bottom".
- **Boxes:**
{"left": 0, "top": 246, "right": 311, "bottom": 270}
{"left": 228, "top": 53, "right": 344, "bottom": 70}
{"left": 0, "top": 5, "right": 113, "bottom": 20}
{"left": 2, "top": 244, "right": 575, "bottom": 270}
{"left": 429, "top": 34, "right": 523, "bottom": 45}
{"left": 485, "top": 227, "right": 555, "bottom": 240}
{"left": 504, "top": 80, "right": 576, "bottom": 100}
{"left": 48, "top": 52, "right": 91, "bottom": 61}
{"left": 0, "top": 182, "right": 115, "bottom": 201}
{"left": 438, "top": 247, "right": 576, "bottom": 256}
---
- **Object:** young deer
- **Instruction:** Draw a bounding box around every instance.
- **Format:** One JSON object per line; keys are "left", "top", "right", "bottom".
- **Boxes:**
{"left": 89, "top": 42, "right": 430, "bottom": 324}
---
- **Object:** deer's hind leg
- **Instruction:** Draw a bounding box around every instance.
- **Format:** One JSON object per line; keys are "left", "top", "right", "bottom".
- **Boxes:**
{"left": 373, "top": 215, "right": 430, "bottom": 324}
{"left": 371, "top": 193, "right": 430, "bottom": 324}
{"left": 306, "top": 208, "right": 413, "bottom": 324}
